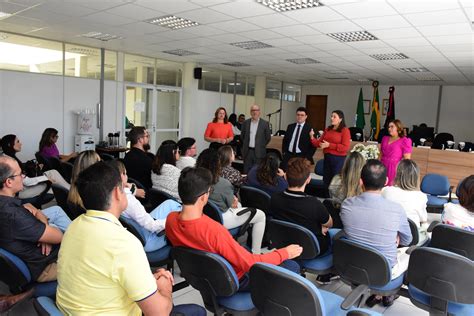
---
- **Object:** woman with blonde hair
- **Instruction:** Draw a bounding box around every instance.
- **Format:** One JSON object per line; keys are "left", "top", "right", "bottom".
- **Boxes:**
{"left": 329, "top": 151, "right": 365, "bottom": 207}
{"left": 67, "top": 150, "right": 101, "bottom": 219}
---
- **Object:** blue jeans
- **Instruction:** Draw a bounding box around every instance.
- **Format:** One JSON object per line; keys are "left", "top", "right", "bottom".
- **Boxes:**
{"left": 42, "top": 206, "right": 71, "bottom": 232}
{"left": 323, "top": 154, "right": 346, "bottom": 187}
{"left": 171, "top": 304, "right": 206, "bottom": 316}
{"left": 238, "top": 260, "right": 301, "bottom": 292}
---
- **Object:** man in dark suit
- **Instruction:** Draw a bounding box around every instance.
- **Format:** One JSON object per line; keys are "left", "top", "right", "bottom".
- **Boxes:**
{"left": 282, "top": 107, "right": 314, "bottom": 169}
{"left": 240, "top": 104, "right": 271, "bottom": 173}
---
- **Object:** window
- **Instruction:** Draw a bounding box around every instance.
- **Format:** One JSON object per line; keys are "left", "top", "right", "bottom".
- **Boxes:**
{"left": 0, "top": 32, "right": 63, "bottom": 75}
{"left": 247, "top": 76, "right": 256, "bottom": 96}
{"left": 198, "top": 69, "right": 221, "bottom": 92}
{"left": 124, "top": 54, "right": 155, "bottom": 84}
{"left": 65, "top": 45, "right": 116, "bottom": 80}
{"left": 156, "top": 59, "right": 182, "bottom": 87}
{"left": 266, "top": 79, "right": 281, "bottom": 100}
{"left": 283, "top": 83, "right": 301, "bottom": 102}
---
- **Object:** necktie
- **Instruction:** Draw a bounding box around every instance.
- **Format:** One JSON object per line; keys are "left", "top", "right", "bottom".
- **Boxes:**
{"left": 292, "top": 124, "right": 301, "bottom": 153}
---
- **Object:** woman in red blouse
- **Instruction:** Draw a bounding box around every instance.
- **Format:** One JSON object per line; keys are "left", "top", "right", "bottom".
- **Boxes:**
{"left": 204, "top": 107, "right": 234, "bottom": 148}
{"left": 310, "top": 110, "right": 351, "bottom": 187}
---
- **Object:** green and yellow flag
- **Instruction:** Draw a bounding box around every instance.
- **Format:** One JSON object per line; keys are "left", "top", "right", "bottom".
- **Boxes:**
{"left": 355, "top": 88, "right": 365, "bottom": 129}
{"left": 370, "top": 81, "right": 380, "bottom": 139}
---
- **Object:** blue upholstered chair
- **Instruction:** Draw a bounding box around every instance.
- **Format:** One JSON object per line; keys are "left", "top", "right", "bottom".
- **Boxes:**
{"left": 33, "top": 297, "right": 63, "bottom": 316}
{"left": 148, "top": 188, "right": 179, "bottom": 210}
{"left": 430, "top": 224, "right": 474, "bottom": 260}
{"left": 250, "top": 263, "right": 381, "bottom": 316}
{"left": 420, "top": 173, "right": 452, "bottom": 210}
{"left": 332, "top": 238, "right": 405, "bottom": 307}
{"left": 266, "top": 219, "right": 337, "bottom": 276}
{"left": 239, "top": 185, "right": 271, "bottom": 215}
{"left": 306, "top": 159, "right": 327, "bottom": 198}
{"left": 407, "top": 247, "right": 474, "bottom": 315}
{"left": 0, "top": 248, "right": 57, "bottom": 298}
{"left": 172, "top": 247, "right": 256, "bottom": 315}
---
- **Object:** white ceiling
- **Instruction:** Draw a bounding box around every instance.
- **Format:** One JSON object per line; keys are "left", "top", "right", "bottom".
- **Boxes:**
{"left": 0, "top": 0, "right": 473, "bottom": 85}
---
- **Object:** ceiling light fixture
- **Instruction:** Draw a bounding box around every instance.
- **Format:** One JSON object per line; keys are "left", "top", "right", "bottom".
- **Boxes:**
{"left": 221, "top": 62, "right": 251, "bottom": 67}
{"left": 162, "top": 49, "right": 200, "bottom": 56}
{"left": 399, "top": 67, "right": 429, "bottom": 72}
{"left": 80, "top": 32, "right": 123, "bottom": 41}
{"left": 325, "top": 70, "right": 351, "bottom": 74}
{"left": 230, "top": 41, "right": 273, "bottom": 50}
{"left": 370, "top": 53, "right": 409, "bottom": 61}
{"left": 414, "top": 74, "right": 442, "bottom": 81}
{"left": 328, "top": 31, "right": 378, "bottom": 42}
{"left": 356, "top": 78, "right": 371, "bottom": 82}
{"left": 145, "top": 15, "right": 199, "bottom": 30}
{"left": 256, "top": 0, "right": 323, "bottom": 12}
{"left": 68, "top": 47, "right": 98, "bottom": 55}
{"left": 286, "top": 58, "right": 321, "bottom": 64}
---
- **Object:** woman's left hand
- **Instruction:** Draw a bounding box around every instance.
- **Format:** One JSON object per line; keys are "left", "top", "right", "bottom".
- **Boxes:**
{"left": 320, "top": 140, "right": 330, "bottom": 149}
{"left": 135, "top": 188, "right": 146, "bottom": 199}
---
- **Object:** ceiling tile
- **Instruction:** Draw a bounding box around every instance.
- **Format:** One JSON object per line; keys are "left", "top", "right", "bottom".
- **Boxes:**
{"left": 82, "top": 11, "right": 136, "bottom": 26}
{"left": 181, "top": 25, "right": 227, "bottom": 36}
{"left": 384, "top": 36, "right": 431, "bottom": 47}
{"left": 17, "top": 7, "right": 71, "bottom": 24}
{"left": 353, "top": 15, "right": 411, "bottom": 30}
{"left": 417, "top": 23, "right": 473, "bottom": 37}
{"left": 178, "top": 7, "right": 233, "bottom": 24}
{"left": 243, "top": 13, "right": 298, "bottom": 29}
{"left": 387, "top": 0, "right": 461, "bottom": 13}
{"left": 282, "top": 6, "right": 345, "bottom": 23}
{"left": 135, "top": 0, "right": 201, "bottom": 14}
{"left": 330, "top": 2, "right": 399, "bottom": 19}
{"left": 106, "top": 3, "right": 165, "bottom": 20}
{"left": 208, "top": 19, "right": 260, "bottom": 32}
{"left": 237, "top": 29, "right": 282, "bottom": 41}
{"left": 211, "top": 33, "right": 251, "bottom": 44}
{"left": 427, "top": 34, "right": 474, "bottom": 45}
{"left": 310, "top": 19, "right": 362, "bottom": 33}
{"left": 209, "top": 1, "right": 273, "bottom": 18}
{"left": 38, "top": 2, "right": 96, "bottom": 17}
{"left": 404, "top": 9, "right": 468, "bottom": 27}
{"left": 370, "top": 27, "right": 421, "bottom": 40}
{"left": 0, "top": 19, "right": 38, "bottom": 33}
{"left": 0, "top": 1, "right": 27, "bottom": 14}
{"left": 293, "top": 34, "right": 340, "bottom": 45}
{"left": 63, "top": 0, "right": 130, "bottom": 11}
{"left": 264, "top": 37, "right": 303, "bottom": 47}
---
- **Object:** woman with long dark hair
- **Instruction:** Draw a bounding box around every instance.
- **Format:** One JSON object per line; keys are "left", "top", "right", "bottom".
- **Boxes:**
{"left": 204, "top": 107, "right": 234, "bottom": 147}
{"left": 151, "top": 143, "right": 181, "bottom": 201}
{"left": 39, "top": 128, "right": 77, "bottom": 162}
{"left": 310, "top": 110, "right": 351, "bottom": 187}
{"left": 246, "top": 153, "right": 288, "bottom": 196}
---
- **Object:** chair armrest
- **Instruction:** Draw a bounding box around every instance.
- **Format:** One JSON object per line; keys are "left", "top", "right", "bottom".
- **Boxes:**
{"left": 341, "top": 284, "right": 370, "bottom": 310}
{"left": 405, "top": 245, "right": 418, "bottom": 255}
{"left": 346, "top": 311, "right": 372, "bottom": 316}
{"left": 427, "top": 221, "right": 440, "bottom": 232}
{"left": 448, "top": 186, "right": 454, "bottom": 202}
{"left": 332, "top": 230, "right": 346, "bottom": 241}
{"left": 236, "top": 207, "right": 257, "bottom": 238}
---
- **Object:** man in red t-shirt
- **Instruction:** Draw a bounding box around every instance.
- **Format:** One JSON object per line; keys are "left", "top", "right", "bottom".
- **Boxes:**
{"left": 166, "top": 167, "right": 303, "bottom": 289}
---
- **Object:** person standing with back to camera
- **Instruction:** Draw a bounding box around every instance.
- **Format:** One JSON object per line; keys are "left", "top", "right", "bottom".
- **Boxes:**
{"left": 310, "top": 110, "right": 351, "bottom": 188}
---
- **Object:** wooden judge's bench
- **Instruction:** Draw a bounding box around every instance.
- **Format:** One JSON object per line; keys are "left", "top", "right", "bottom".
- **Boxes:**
{"left": 268, "top": 136, "right": 474, "bottom": 188}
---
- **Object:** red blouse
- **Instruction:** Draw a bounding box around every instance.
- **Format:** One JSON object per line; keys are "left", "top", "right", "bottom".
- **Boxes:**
{"left": 311, "top": 127, "right": 351, "bottom": 156}
{"left": 204, "top": 122, "right": 234, "bottom": 140}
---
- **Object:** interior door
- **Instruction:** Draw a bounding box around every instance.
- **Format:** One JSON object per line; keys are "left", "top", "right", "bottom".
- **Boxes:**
{"left": 306, "top": 95, "right": 328, "bottom": 132}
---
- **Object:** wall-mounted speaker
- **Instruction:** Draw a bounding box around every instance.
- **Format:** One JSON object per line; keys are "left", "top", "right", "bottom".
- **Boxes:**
{"left": 194, "top": 67, "right": 202, "bottom": 79}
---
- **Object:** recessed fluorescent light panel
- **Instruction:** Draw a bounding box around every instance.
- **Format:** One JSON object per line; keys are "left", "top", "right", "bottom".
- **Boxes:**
{"left": 80, "top": 32, "right": 123, "bottom": 41}
{"left": 399, "top": 67, "right": 429, "bottom": 72}
{"left": 357, "top": 78, "right": 371, "bottom": 82}
{"left": 68, "top": 47, "right": 98, "bottom": 55}
{"left": 370, "top": 53, "right": 409, "bottom": 61}
{"left": 221, "top": 62, "right": 250, "bottom": 67}
{"left": 145, "top": 15, "right": 199, "bottom": 30}
{"left": 325, "top": 70, "right": 350, "bottom": 74}
{"left": 414, "top": 74, "right": 442, "bottom": 81}
{"left": 162, "top": 49, "right": 200, "bottom": 56}
{"left": 298, "top": 79, "right": 319, "bottom": 83}
{"left": 328, "top": 31, "right": 377, "bottom": 42}
{"left": 256, "top": 0, "right": 323, "bottom": 12}
{"left": 286, "top": 58, "right": 320, "bottom": 64}
{"left": 230, "top": 41, "right": 273, "bottom": 50}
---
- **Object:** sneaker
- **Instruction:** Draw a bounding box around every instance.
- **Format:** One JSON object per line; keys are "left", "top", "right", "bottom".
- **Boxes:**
{"left": 365, "top": 295, "right": 382, "bottom": 308}
{"left": 382, "top": 295, "right": 399, "bottom": 307}
{"left": 315, "top": 273, "right": 340, "bottom": 285}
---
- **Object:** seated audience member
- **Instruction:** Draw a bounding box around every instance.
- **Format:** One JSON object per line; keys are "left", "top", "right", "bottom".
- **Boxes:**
{"left": 1, "top": 134, "right": 70, "bottom": 200}
{"left": 0, "top": 156, "right": 70, "bottom": 284}
{"left": 196, "top": 149, "right": 266, "bottom": 254}
{"left": 57, "top": 162, "right": 204, "bottom": 316}
{"left": 218, "top": 145, "right": 244, "bottom": 191}
{"left": 176, "top": 137, "right": 197, "bottom": 170}
{"left": 329, "top": 151, "right": 365, "bottom": 208}
{"left": 67, "top": 150, "right": 101, "bottom": 218}
{"left": 165, "top": 167, "right": 303, "bottom": 290}
{"left": 38, "top": 128, "right": 77, "bottom": 162}
{"left": 442, "top": 175, "right": 474, "bottom": 231}
{"left": 123, "top": 126, "right": 154, "bottom": 189}
{"left": 151, "top": 143, "right": 181, "bottom": 201}
{"left": 112, "top": 160, "right": 181, "bottom": 252}
{"left": 246, "top": 153, "right": 288, "bottom": 195}
{"left": 270, "top": 158, "right": 335, "bottom": 284}
{"left": 341, "top": 159, "right": 412, "bottom": 307}
{"left": 382, "top": 160, "right": 429, "bottom": 239}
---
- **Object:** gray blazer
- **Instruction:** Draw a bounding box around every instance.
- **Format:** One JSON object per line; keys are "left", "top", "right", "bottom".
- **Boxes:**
{"left": 241, "top": 118, "right": 271, "bottom": 159}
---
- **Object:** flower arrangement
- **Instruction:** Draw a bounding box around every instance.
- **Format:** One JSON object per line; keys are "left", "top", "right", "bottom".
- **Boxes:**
{"left": 351, "top": 143, "right": 380, "bottom": 160}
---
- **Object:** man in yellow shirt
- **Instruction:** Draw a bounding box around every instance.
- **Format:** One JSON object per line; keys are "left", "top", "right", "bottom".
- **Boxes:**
{"left": 56, "top": 161, "right": 173, "bottom": 315}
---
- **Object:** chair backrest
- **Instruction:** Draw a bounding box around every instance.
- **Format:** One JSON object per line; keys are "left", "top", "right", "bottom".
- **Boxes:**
{"left": 203, "top": 201, "right": 224, "bottom": 224}
{"left": 431, "top": 132, "right": 454, "bottom": 149}
{"left": 172, "top": 247, "right": 239, "bottom": 313}
{"left": 0, "top": 248, "right": 31, "bottom": 294}
{"left": 119, "top": 216, "right": 146, "bottom": 246}
{"left": 250, "top": 263, "right": 324, "bottom": 316}
{"left": 407, "top": 247, "right": 474, "bottom": 305}
{"left": 349, "top": 127, "right": 364, "bottom": 142}
{"left": 266, "top": 148, "right": 283, "bottom": 162}
{"left": 314, "top": 159, "right": 324, "bottom": 176}
{"left": 35, "top": 152, "right": 60, "bottom": 171}
{"left": 421, "top": 173, "right": 450, "bottom": 196}
{"left": 51, "top": 184, "right": 72, "bottom": 218}
{"left": 66, "top": 201, "right": 86, "bottom": 221}
{"left": 274, "top": 130, "right": 286, "bottom": 136}
{"left": 98, "top": 153, "right": 115, "bottom": 161}
{"left": 407, "top": 219, "right": 419, "bottom": 246}
{"left": 267, "top": 219, "right": 319, "bottom": 259}
{"left": 33, "top": 296, "right": 63, "bottom": 316}
{"left": 58, "top": 162, "right": 73, "bottom": 183}
{"left": 430, "top": 224, "right": 474, "bottom": 260}
{"left": 148, "top": 188, "right": 177, "bottom": 210}
{"left": 333, "top": 238, "right": 391, "bottom": 287}
{"left": 239, "top": 185, "right": 271, "bottom": 214}
{"left": 127, "top": 177, "right": 146, "bottom": 190}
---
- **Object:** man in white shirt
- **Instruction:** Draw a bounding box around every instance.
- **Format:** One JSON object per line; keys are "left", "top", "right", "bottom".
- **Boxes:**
{"left": 176, "top": 137, "right": 197, "bottom": 170}
{"left": 240, "top": 104, "right": 271, "bottom": 173}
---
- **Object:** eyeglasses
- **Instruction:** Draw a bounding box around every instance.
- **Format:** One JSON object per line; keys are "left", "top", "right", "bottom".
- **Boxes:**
{"left": 2, "top": 173, "right": 25, "bottom": 183}
{"left": 195, "top": 186, "right": 214, "bottom": 199}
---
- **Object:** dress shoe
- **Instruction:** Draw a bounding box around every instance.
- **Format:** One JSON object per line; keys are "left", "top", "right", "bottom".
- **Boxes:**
{"left": 0, "top": 288, "right": 34, "bottom": 313}
{"left": 365, "top": 295, "right": 382, "bottom": 308}
{"left": 382, "top": 294, "right": 399, "bottom": 307}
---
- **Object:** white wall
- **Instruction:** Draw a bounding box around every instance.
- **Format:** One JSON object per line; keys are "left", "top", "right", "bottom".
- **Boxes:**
{"left": 301, "top": 84, "right": 473, "bottom": 142}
